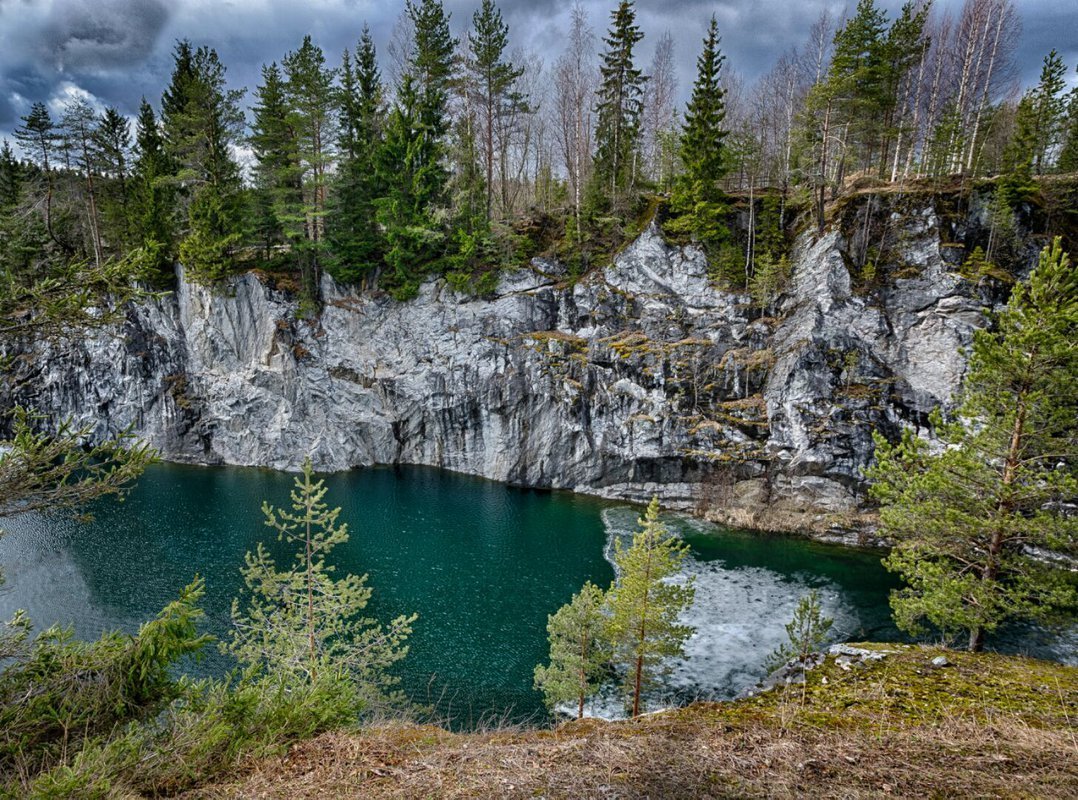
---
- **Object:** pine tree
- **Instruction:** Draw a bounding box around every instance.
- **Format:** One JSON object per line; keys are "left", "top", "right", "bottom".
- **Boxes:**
{"left": 669, "top": 15, "right": 727, "bottom": 252}
{"left": 328, "top": 28, "right": 385, "bottom": 281}
{"left": 827, "top": 0, "right": 890, "bottom": 174}
{"left": 868, "top": 238, "right": 1078, "bottom": 652}
{"left": 59, "top": 98, "right": 105, "bottom": 266}
{"left": 1028, "top": 49, "right": 1068, "bottom": 173}
{"left": 533, "top": 581, "right": 610, "bottom": 719}
{"left": 590, "top": 0, "right": 646, "bottom": 214}
{"left": 228, "top": 458, "right": 417, "bottom": 707}
{"left": 13, "top": 102, "right": 61, "bottom": 248}
{"left": 466, "top": 0, "right": 526, "bottom": 220}
{"left": 766, "top": 589, "right": 834, "bottom": 670}
{"left": 605, "top": 497, "right": 695, "bottom": 717}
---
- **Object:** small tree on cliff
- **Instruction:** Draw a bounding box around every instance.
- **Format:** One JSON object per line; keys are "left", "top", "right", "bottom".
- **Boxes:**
{"left": 228, "top": 458, "right": 416, "bottom": 708}
{"left": 868, "top": 237, "right": 1078, "bottom": 652}
{"left": 605, "top": 497, "right": 695, "bottom": 717}
{"left": 534, "top": 581, "right": 610, "bottom": 718}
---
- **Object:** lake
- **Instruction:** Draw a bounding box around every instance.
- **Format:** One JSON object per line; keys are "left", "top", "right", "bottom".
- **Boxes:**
{"left": 0, "top": 463, "right": 1071, "bottom": 725}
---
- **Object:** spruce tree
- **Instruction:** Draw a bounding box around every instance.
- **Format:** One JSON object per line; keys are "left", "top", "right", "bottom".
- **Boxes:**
{"left": 409, "top": 0, "right": 457, "bottom": 208}
{"left": 0, "top": 140, "right": 21, "bottom": 210}
{"left": 590, "top": 0, "right": 646, "bottom": 215}
{"left": 162, "top": 41, "right": 246, "bottom": 282}
{"left": 868, "top": 238, "right": 1078, "bottom": 652}
{"left": 375, "top": 0, "right": 457, "bottom": 296}
{"left": 669, "top": 15, "right": 727, "bottom": 253}
{"left": 94, "top": 107, "right": 134, "bottom": 253}
{"left": 605, "top": 497, "right": 695, "bottom": 717}
{"left": 228, "top": 458, "right": 417, "bottom": 707}
{"left": 249, "top": 62, "right": 298, "bottom": 262}
{"left": 1059, "top": 67, "right": 1078, "bottom": 173}
{"left": 329, "top": 28, "right": 385, "bottom": 281}
{"left": 533, "top": 581, "right": 610, "bottom": 719}
{"left": 129, "top": 100, "right": 176, "bottom": 279}
{"left": 282, "top": 35, "right": 337, "bottom": 301}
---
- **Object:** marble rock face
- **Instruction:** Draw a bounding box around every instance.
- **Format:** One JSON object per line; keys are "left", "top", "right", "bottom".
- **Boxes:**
{"left": 6, "top": 200, "right": 1002, "bottom": 538}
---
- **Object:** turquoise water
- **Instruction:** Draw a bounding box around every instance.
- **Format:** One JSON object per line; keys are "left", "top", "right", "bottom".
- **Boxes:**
{"left": 0, "top": 464, "right": 1071, "bottom": 724}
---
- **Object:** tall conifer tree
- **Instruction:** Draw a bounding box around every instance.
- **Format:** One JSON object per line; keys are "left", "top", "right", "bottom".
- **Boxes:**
{"left": 162, "top": 41, "right": 246, "bottom": 282}
{"left": 329, "top": 28, "right": 385, "bottom": 281}
{"left": 282, "top": 36, "right": 337, "bottom": 300}
{"left": 249, "top": 62, "right": 298, "bottom": 261}
{"left": 670, "top": 15, "right": 728, "bottom": 253}
{"left": 869, "top": 238, "right": 1078, "bottom": 652}
{"left": 590, "top": 0, "right": 646, "bottom": 214}
{"left": 605, "top": 497, "right": 695, "bottom": 717}
{"left": 466, "top": 0, "right": 526, "bottom": 220}
{"left": 130, "top": 100, "right": 176, "bottom": 279}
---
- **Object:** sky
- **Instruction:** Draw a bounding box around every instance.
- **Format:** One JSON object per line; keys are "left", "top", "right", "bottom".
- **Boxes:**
{"left": 0, "top": 0, "right": 1074, "bottom": 144}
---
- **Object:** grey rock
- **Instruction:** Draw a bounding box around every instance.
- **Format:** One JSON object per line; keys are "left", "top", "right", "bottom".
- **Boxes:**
{"left": 3, "top": 204, "right": 1013, "bottom": 538}
{"left": 930, "top": 655, "right": 951, "bottom": 669}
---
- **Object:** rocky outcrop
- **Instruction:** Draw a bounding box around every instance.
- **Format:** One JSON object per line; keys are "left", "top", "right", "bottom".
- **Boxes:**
{"left": 5, "top": 194, "right": 1016, "bottom": 539}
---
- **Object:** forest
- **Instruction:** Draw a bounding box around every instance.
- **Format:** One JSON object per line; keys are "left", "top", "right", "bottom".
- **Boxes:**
{"left": 0, "top": 0, "right": 1076, "bottom": 309}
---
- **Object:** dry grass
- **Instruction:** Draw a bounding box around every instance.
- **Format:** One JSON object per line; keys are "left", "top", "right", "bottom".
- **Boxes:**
{"left": 185, "top": 646, "right": 1077, "bottom": 800}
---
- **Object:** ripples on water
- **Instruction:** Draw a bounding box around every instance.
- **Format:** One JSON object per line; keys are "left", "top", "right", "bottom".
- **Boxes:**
{"left": 0, "top": 464, "right": 1072, "bottom": 725}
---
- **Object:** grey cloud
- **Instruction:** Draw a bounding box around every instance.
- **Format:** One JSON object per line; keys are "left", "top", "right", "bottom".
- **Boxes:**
{"left": 39, "top": 0, "right": 170, "bottom": 71}
{"left": 0, "top": 0, "right": 1072, "bottom": 139}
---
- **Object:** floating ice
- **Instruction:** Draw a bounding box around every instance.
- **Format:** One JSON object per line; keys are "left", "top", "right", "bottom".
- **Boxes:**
{"left": 588, "top": 506, "right": 864, "bottom": 718}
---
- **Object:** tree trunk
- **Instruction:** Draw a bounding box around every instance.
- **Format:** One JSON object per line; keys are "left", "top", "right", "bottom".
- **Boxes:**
{"left": 968, "top": 626, "right": 984, "bottom": 652}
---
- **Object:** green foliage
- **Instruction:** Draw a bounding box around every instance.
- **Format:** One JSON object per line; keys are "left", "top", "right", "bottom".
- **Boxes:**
{"left": 869, "top": 238, "right": 1078, "bottom": 651}
{"left": 590, "top": 0, "right": 646, "bottom": 215}
{"left": 605, "top": 497, "right": 695, "bottom": 717}
{"left": 227, "top": 458, "right": 416, "bottom": 710}
{"left": 282, "top": 35, "right": 337, "bottom": 302}
{"left": 179, "top": 183, "right": 244, "bottom": 283}
{"left": 766, "top": 590, "right": 834, "bottom": 670}
{"left": 533, "top": 581, "right": 611, "bottom": 719}
{"left": 1060, "top": 66, "right": 1078, "bottom": 173}
{"left": 0, "top": 579, "right": 210, "bottom": 785}
{"left": 748, "top": 252, "right": 791, "bottom": 311}
{"left": 827, "top": 0, "right": 892, "bottom": 173}
{"left": 0, "top": 408, "right": 154, "bottom": 520}
{"left": 129, "top": 100, "right": 177, "bottom": 281}
{"left": 249, "top": 61, "right": 298, "bottom": 262}
{"left": 466, "top": 0, "right": 526, "bottom": 221}
{"left": 668, "top": 16, "right": 727, "bottom": 251}
{"left": 162, "top": 41, "right": 246, "bottom": 283}
{"left": 0, "top": 580, "right": 360, "bottom": 797}
{"left": 328, "top": 29, "right": 385, "bottom": 282}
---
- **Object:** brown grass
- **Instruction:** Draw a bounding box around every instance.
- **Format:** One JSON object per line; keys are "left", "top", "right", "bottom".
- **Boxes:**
{"left": 184, "top": 646, "right": 1078, "bottom": 799}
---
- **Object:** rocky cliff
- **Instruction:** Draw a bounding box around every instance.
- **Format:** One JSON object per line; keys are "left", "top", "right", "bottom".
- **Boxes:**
{"left": 6, "top": 192, "right": 1021, "bottom": 540}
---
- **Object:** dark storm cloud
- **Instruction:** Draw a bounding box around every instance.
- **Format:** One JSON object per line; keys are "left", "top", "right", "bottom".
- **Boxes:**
{"left": 0, "top": 0, "right": 1072, "bottom": 138}
{"left": 39, "top": 0, "right": 170, "bottom": 71}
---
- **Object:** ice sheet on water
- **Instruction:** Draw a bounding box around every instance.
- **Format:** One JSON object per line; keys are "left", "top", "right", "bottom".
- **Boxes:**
{"left": 583, "top": 506, "right": 863, "bottom": 718}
